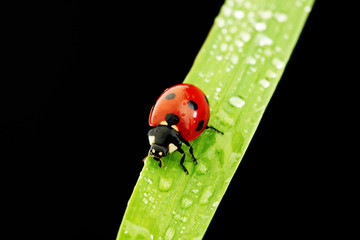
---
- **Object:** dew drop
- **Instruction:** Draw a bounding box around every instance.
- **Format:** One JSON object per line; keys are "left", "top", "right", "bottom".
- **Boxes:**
{"left": 159, "top": 177, "right": 173, "bottom": 192}
{"left": 196, "top": 162, "right": 208, "bottom": 175}
{"left": 233, "top": 10, "right": 245, "bottom": 19}
{"left": 248, "top": 11, "right": 255, "bottom": 20}
{"left": 225, "top": 177, "right": 232, "bottom": 184}
{"left": 220, "top": 43, "right": 228, "bottom": 52}
{"left": 216, "top": 55, "right": 223, "bottom": 61}
{"left": 258, "top": 10, "right": 273, "bottom": 20}
{"left": 234, "top": 39, "right": 244, "bottom": 48}
{"left": 272, "top": 58, "right": 285, "bottom": 69}
{"left": 239, "top": 31, "right": 251, "bottom": 42}
{"left": 222, "top": 6, "right": 232, "bottom": 16}
{"left": 224, "top": 35, "right": 232, "bottom": 42}
{"left": 199, "top": 186, "right": 215, "bottom": 205}
{"left": 304, "top": 5, "right": 311, "bottom": 13}
{"left": 144, "top": 177, "right": 153, "bottom": 185}
{"left": 254, "top": 22, "right": 267, "bottom": 31}
{"left": 181, "top": 196, "right": 193, "bottom": 209}
{"left": 142, "top": 198, "right": 149, "bottom": 204}
{"left": 229, "top": 26, "right": 238, "bottom": 34}
{"left": 257, "top": 33, "right": 273, "bottom": 46}
{"left": 245, "top": 56, "right": 256, "bottom": 65}
{"left": 230, "top": 54, "right": 239, "bottom": 64}
{"left": 216, "top": 17, "right": 225, "bottom": 27}
{"left": 212, "top": 201, "right": 220, "bottom": 208}
{"left": 228, "top": 44, "right": 235, "bottom": 52}
{"left": 244, "top": 1, "right": 251, "bottom": 9}
{"left": 266, "top": 70, "right": 278, "bottom": 79}
{"left": 164, "top": 226, "right": 175, "bottom": 240}
{"left": 274, "top": 12, "right": 288, "bottom": 23}
{"left": 259, "top": 79, "right": 270, "bottom": 88}
{"left": 264, "top": 48, "right": 273, "bottom": 57}
{"left": 229, "top": 96, "right": 245, "bottom": 108}
{"left": 122, "top": 221, "right": 152, "bottom": 239}
{"left": 295, "top": 0, "right": 303, "bottom": 7}
{"left": 229, "top": 152, "right": 242, "bottom": 163}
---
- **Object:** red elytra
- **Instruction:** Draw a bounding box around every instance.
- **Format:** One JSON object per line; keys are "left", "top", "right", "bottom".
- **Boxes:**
{"left": 149, "top": 83, "right": 210, "bottom": 141}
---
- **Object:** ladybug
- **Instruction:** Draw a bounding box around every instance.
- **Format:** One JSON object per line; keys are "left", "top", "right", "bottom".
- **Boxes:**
{"left": 147, "top": 83, "right": 223, "bottom": 174}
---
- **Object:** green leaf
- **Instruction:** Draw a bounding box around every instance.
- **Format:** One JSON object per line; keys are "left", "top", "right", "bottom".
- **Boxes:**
{"left": 117, "top": 0, "right": 314, "bottom": 239}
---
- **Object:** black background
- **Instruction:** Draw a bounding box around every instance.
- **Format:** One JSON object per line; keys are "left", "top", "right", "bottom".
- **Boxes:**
{"left": 1, "top": 1, "right": 355, "bottom": 239}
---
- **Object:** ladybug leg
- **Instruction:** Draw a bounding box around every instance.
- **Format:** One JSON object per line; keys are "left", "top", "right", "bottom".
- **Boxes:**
{"left": 206, "top": 125, "right": 224, "bottom": 135}
{"left": 178, "top": 136, "right": 197, "bottom": 165}
{"left": 177, "top": 147, "right": 189, "bottom": 174}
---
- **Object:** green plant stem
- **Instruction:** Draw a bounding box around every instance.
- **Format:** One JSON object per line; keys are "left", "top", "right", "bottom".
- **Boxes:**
{"left": 117, "top": 0, "right": 314, "bottom": 239}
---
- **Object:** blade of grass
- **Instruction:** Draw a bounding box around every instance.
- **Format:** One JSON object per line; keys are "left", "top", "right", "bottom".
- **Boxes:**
{"left": 117, "top": 0, "right": 314, "bottom": 239}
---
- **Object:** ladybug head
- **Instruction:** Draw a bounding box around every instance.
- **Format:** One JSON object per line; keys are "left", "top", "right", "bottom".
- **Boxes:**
{"left": 147, "top": 125, "right": 179, "bottom": 168}
{"left": 149, "top": 144, "right": 168, "bottom": 161}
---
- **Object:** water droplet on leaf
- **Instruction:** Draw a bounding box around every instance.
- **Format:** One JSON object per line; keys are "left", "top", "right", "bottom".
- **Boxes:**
{"left": 254, "top": 22, "right": 267, "bottom": 31}
{"left": 233, "top": 10, "right": 245, "bottom": 19}
{"left": 159, "top": 177, "right": 172, "bottom": 192}
{"left": 199, "top": 186, "right": 215, "bottom": 205}
{"left": 274, "top": 12, "right": 288, "bottom": 22}
{"left": 259, "top": 79, "right": 270, "bottom": 88}
{"left": 245, "top": 56, "right": 256, "bottom": 65}
{"left": 181, "top": 196, "right": 193, "bottom": 209}
{"left": 239, "top": 31, "right": 251, "bottom": 42}
{"left": 257, "top": 33, "right": 273, "bottom": 46}
{"left": 164, "top": 226, "right": 175, "bottom": 240}
{"left": 212, "top": 201, "right": 220, "bottom": 208}
{"left": 272, "top": 58, "right": 285, "bottom": 69}
{"left": 229, "top": 96, "right": 245, "bottom": 108}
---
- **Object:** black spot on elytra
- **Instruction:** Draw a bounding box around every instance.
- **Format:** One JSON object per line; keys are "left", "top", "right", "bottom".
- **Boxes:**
{"left": 165, "top": 113, "right": 180, "bottom": 125}
{"left": 165, "top": 93, "right": 176, "bottom": 100}
{"left": 196, "top": 120, "right": 204, "bottom": 131}
{"left": 188, "top": 100, "right": 198, "bottom": 110}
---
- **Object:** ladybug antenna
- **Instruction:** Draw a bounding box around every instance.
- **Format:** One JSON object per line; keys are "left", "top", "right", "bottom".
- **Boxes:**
{"left": 151, "top": 155, "right": 165, "bottom": 168}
